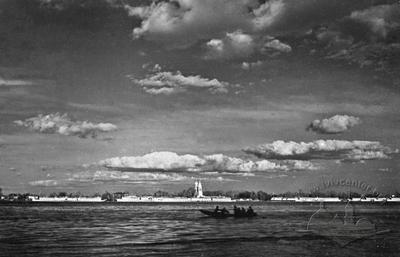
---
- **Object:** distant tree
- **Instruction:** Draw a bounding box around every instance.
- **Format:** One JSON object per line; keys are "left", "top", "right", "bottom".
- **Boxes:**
{"left": 177, "top": 187, "right": 196, "bottom": 198}
{"left": 349, "top": 192, "right": 361, "bottom": 198}
{"left": 338, "top": 192, "right": 349, "bottom": 199}
{"left": 236, "top": 191, "right": 257, "bottom": 200}
{"left": 224, "top": 191, "right": 237, "bottom": 198}
{"left": 49, "top": 192, "right": 57, "bottom": 197}
{"left": 113, "top": 192, "right": 125, "bottom": 199}
{"left": 58, "top": 192, "right": 67, "bottom": 197}
{"left": 153, "top": 191, "right": 171, "bottom": 197}
{"left": 323, "top": 191, "right": 334, "bottom": 197}
{"left": 365, "top": 191, "right": 380, "bottom": 198}
{"left": 92, "top": 192, "right": 101, "bottom": 197}
{"left": 282, "top": 191, "right": 294, "bottom": 198}
{"left": 203, "top": 190, "right": 224, "bottom": 196}
{"left": 101, "top": 191, "right": 114, "bottom": 202}
{"left": 68, "top": 192, "right": 82, "bottom": 198}
{"left": 256, "top": 191, "right": 272, "bottom": 201}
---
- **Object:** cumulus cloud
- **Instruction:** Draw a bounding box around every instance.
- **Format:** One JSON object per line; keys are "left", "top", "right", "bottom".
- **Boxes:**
{"left": 0, "top": 78, "right": 34, "bottom": 87}
{"left": 202, "top": 154, "right": 287, "bottom": 173}
{"left": 100, "top": 152, "right": 206, "bottom": 171}
{"left": 126, "top": 0, "right": 285, "bottom": 47}
{"left": 252, "top": 0, "right": 285, "bottom": 30}
{"left": 283, "top": 160, "right": 319, "bottom": 170}
{"left": 205, "top": 33, "right": 292, "bottom": 59}
{"left": 307, "top": 115, "right": 361, "bottom": 134}
{"left": 241, "top": 60, "right": 264, "bottom": 70}
{"left": 29, "top": 179, "right": 59, "bottom": 187}
{"left": 349, "top": 4, "right": 400, "bottom": 40}
{"left": 128, "top": 65, "right": 230, "bottom": 94}
{"left": 28, "top": 171, "right": 189, "bottom": 187}
{"left": 303, "top": 3, "right": 400, "bottom": 76}
{"left": 124, "top": 0, "right": 291, "bottom": 59}
{"left": 99, "top": 151, "right": 316, "bottom": 174}
{"left": 14, "top": 113, "right": 117, "bottom": 138}
{"left": 68, "top": 170, "right": 188, "bottom": 183}
{"left": 326, "top": 42, "right": 400, "bottom": 74}
{"left": 262, "top": 38, "right": 292, "bottom": 53}
{"left": 342, "top": 149, "right": 390, "bottom": 162}
{"left": 243, "top": 139, "right": 397, "bottom": 162}
{"left": 205, "top": 30, "right": 256, "bottom": 59}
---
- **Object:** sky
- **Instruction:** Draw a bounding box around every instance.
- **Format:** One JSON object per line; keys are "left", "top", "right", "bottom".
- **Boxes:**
{"left": 0, "top": 0, "right": 400, "bottom": 195}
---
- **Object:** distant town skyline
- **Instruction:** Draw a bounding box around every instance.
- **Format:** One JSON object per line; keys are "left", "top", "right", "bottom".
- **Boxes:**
{"left": 0, "top": 0, "right": 399, "bottom": 194}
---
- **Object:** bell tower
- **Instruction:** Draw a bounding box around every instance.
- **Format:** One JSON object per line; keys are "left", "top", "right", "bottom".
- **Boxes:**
{"left": 194, "top": 180, "right": 204, "bottom": 198}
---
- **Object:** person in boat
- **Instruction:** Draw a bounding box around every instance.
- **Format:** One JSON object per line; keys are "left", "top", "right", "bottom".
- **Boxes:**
{"left": 235, "top": 206, "right": 241, "bottom": 216}
{"left": 221, "top": 207, "right": 229, "bottom": 214}
{"left": 234, "top": 206, "right": 244, "bottom": 217}
{"left": 247, "top": 206, "right": 254, "bottom": 216}
{"left": 214, "top": 206, "right": 220, "bottom": 213}
{"left": 233, "top": 205, "right": 238, "bottom": 216}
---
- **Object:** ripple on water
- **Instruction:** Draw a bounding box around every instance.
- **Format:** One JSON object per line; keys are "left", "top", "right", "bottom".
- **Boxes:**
{"left": 0, "top": 203, "right": 399, "bottom": 257}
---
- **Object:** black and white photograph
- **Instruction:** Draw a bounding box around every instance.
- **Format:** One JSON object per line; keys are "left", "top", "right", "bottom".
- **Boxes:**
{"left": 0, "top": 0, "right": 400, "bottom": 256}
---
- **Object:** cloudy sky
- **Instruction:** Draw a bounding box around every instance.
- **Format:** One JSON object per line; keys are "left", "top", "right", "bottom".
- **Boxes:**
{"left": 1, "top": 0, "right": 400, "bottom": 195}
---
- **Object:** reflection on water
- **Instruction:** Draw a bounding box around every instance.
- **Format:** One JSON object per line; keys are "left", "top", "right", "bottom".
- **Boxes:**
{"left": 0, "top": 203, "right": 399, "bottom": 257}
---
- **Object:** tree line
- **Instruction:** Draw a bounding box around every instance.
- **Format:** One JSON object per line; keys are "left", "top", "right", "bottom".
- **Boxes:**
{"left": 1, "top": 187, "right": 400, "bottom": 202}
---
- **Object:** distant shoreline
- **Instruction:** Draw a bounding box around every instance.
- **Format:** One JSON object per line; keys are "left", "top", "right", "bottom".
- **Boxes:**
{"left": 1, "top": 200, "right": 400, "bottom": 205}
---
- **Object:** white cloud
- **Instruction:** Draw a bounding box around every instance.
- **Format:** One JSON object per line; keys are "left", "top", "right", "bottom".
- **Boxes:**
{"left": 69, "top": 170, "right": 188, "bottom": 183}
{"left": 349, "top": 4, "right": 400, "bottom": 40}
{"left": 207, "top": 39, "right": 224, "bottom": 52}
{"left": 307, "top": 115, "right": 361, "bottom": 134}
{"left": 128, "top": 66, "right": 230, "bottom": 94}
{"left": 313, "top": 27, "right": 353, "bottom": 47}
{"left": 127, "top": 0, "right": 284, "bottom": 47}
{"left": 29, "top": 179, "right": 59, "bottom": 187}
{"left": 244, "top": 139, "right": 397, "bottom": 162}
{"left": 123, "top": 0, "right": 291, "bottom": 60}
{"left": 203, "top": 154, "right": 287, "bottom": 173}
{"left": 263, "top": 38, "right": 292, "bottom": 53}
{"left": 14, "top": 113, "right": 117, "bottom": 138}
{"left": 205, "top": 30, "right": 256, "bottom": 59}
{"left": 0, "top": 77, "right": 34, "bottom": 86}
{"left": 99, "top": 152, "right": 206, "bottom": 171}
{"left": 99, "top": 151, "right": 316, "bottom": 174}
{"left": 283, "top": 160, "right": 318, "bottom": 171}
{"left": 343, "top": 149, "right": 390, "bottom": 162}
{"left": 205, "top": 33, "right": 292, "bottom": 59}
{"left": 252, "top": 0, "right": 285, "bottom": 30}
{"left": 29, "top": 171, "right": 190, "bottom": 187}
{"left": 241, "top": 60, "right": 263, "bottom": 70}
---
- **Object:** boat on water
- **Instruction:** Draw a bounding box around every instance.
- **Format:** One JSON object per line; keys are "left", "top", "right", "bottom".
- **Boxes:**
{"left": 199, "top": 209, "right": 257, "bottom": 218}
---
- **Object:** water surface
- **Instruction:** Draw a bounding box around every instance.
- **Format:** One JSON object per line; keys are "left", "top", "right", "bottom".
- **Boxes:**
{"left": 0, "top": 202, "right": 399, "bottom": 257}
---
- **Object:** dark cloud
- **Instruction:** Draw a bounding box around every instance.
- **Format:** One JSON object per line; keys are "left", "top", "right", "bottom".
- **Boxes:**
{"left": 126, "top": 0, "right": 284, "bottom": 47}
{"left": 300, "top": 3, "right": 400, "bottom": 79}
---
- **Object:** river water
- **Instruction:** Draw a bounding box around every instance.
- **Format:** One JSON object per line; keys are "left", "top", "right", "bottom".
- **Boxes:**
{"left": 0, "top": 202, "right": 399, "bottom": 257}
